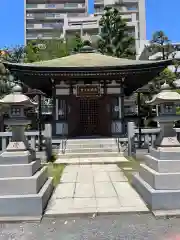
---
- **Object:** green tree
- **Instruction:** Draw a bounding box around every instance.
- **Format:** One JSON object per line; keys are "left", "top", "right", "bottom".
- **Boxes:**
{"left": 0, "top": 46, "right": 25, "bottom": 63}
{"left": 69, "top": 33, "right": 83, "bottom": 53}
{"left": 0, "top": 62, "right": 12, "bottom": 97}
{"left": 24, "top": 35, "right": 84, "bottom": 63}
{"left": 153, "top": 68, "right": 176, "bottom": 88}
{"left": 24, "top": 41, "right": 40, "bottom": 63}
{"left": 172, "top": 58, "right": 180, "bottom": 78}
{"left": 98, "top": 6, "right": 135, "bottom": 58}
{"left": 146, "top": 31, "right": 177, "bottom": 60}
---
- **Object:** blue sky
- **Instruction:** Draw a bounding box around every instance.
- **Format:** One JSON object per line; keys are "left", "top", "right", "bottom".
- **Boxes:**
{"left": 0, "top": 0, "right": 179, "bottom": 48}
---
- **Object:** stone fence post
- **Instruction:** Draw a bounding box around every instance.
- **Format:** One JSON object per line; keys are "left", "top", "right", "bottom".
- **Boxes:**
{"left": 127, "top": 121, "right": 136, "bottom": 157}
{"left": 44, "top": 124, "right": 52, "bottom": 162}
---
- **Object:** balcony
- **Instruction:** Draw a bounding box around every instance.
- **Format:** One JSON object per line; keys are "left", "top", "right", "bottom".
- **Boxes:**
{"left": 26, "top": 32, "right": 62, "bottom": 40}
{"left": 66, "top": 23, "right": 99, "bottom": 30}
{"left": 26, "top": 23, "right": 63, "bottom": 30}
{"left": 26, "top": 13, "right": 66, "bottom": 21}
{"left": 68, "top": 15, "right": 100, "bottom": 23}
{"left": 66, "top": 16, "right": 99, "bottom": 30}
{"left": 26, "top": 3, "right": 86, "bottom": 11}
{"left": 27, "top": 0, "right": 85, "bottom": 3}
{"left": 94, "top": 0, "right": 104, "bottom": 5}
{"left": 122, "top": 0, "right": 138, "bottom": 3}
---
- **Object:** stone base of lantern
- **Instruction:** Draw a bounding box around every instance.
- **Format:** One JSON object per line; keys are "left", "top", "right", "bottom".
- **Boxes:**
{"left": 0, "top": 142, "right": 53, "bottom": 221}
{"left": 132, "top": 147, "right": 180, "bottom": 212}
{"left": 0, "top": 141, "right": 34, "bottom": 164}
{"left": 0, "top": 178, "right": 53, "bottom": 221}
{"left": 0, "top": 160, "right": 41, "bottom": 178}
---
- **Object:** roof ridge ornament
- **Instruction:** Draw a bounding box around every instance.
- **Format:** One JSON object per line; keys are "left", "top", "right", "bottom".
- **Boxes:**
{"left": 79, "top": 34, "right": 97, "bottom": 53}
{"left": 79, "top": 44, "right": 97, "bottom": 53}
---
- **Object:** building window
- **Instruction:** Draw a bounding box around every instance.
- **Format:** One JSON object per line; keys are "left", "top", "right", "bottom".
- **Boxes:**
{"left": 45, "top": 13, "right": 56, "bottom": 17}
{"left": 46, "top": 4, "right": 56, "bottom": 8}
{"left": 27, "top": 24, "right": 34, "bottom": 28}
{"left": 127, "top": 6, "right": 137, "bottom": 11}
{"left": 95, "top": 7, "right": 103, "bottom": 13}
{"left": 26, "top": 4, "right": 37, "bottom": 8}
{"left": 26, "top": 13, "right": 33, "bottom": 17}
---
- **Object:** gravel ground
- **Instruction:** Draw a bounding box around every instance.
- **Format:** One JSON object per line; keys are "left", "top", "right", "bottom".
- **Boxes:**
{"left": 1, "top": 214, "right": 180, "bottom": 240}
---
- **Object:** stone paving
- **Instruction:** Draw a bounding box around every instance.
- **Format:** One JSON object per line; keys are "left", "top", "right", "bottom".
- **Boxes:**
{"left": 55, "top": 156, "right": 128, "bottom": 164}
{"left": 45, "top": 164, "right": 148, "bottom": 216}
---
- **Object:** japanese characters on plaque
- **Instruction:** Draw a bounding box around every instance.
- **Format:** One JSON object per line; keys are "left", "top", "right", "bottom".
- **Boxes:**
{"left": 76, "top": 85, "right": 101, "bottom": 97}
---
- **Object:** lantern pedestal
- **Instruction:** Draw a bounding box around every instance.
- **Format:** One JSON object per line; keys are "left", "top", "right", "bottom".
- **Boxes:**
{"left": 133, "top": 136, "right": 180, "bottom": 213}
{"left": 132, "top": 84, "right": 180, "bottom": 215}
{"left": 133, "top": 146, "right": 180, "bottom": 212}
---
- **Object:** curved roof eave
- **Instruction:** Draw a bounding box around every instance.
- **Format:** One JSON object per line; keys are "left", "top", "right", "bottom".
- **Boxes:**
{"left": 3, "top": 58, "right": 172, "bottom": 72}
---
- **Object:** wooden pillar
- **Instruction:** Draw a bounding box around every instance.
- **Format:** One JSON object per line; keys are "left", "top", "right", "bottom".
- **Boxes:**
{"left": 137, "top": 92, "right": 142, "bottom": 148}
{"left": 69, "top": 81, "right": 73, "bottom": 95}
{"left": 52, "top": 81, "right": 56, "bottom": 136}
{"left": 38, "top": 94, "right": 42, "bottom": 151}
{"left": 120, "top": 79, "right": 125, "bottom": 135}
{"left": 103, "top": 80, "right": 107, "bottom": 95}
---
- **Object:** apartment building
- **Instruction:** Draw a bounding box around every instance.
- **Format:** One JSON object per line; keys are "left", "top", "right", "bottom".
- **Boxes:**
{"left": 25, "top": 0, "right": 146, "bottom": 51}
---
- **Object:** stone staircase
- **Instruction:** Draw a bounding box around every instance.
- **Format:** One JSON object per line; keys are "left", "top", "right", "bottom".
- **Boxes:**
{"left": 55, "top": 138, "right": 124, "bottom": 164}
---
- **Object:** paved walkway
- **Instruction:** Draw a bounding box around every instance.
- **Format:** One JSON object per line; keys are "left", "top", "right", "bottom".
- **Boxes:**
{"left": 45, "top": 164, "right": 148, "bottom": 216}
{"left": 55, "top": 156, "right": 128, "bottom": 164}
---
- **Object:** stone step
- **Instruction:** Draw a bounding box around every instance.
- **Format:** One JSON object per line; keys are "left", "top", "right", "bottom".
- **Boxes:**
{"left": 0, "top": 160, "right": 41, "bottom": 178}
{"left": 65, "top": 143, "right": 118, "bottom": 149}
{"left": 0, "top": 167, "right": 48, "bottom": 195}
{"left": 55, "top": 156, "right": 126, "bottom": 164}
{"left": 132, "top": 173, "right": 180, "bottom": 210}
{"left": 150, "top": 147, "right": 180, "bottom": 160}
{"left": 0, "top": 177, "right": 53, "bottom": 220}
{"left": 145, "top": 155, "right": 180, "bottom": 173}
{"left": 62, "top": 147, "right": 119, "bottom": 154}
{"left": 139, "top": 163, "right": 180, "bottom": 190}
{"left": 66, "top": 138, "right": 117, "bottom": 145}
{"left": 58, "top": 151, "right": 123, "bottom": 159}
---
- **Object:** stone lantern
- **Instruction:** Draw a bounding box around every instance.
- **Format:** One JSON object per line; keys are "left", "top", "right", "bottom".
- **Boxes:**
{"left": 0, "top": 85, "right": 53, "bottom": 220}
{"left": 147, "top": 82, "right": 180, "bottom": 148}
{"left": 133, "top": 83, "right": 180, "bottom": 215}
{"left": 0, "top": 85, "right": 37, "bottom": 161}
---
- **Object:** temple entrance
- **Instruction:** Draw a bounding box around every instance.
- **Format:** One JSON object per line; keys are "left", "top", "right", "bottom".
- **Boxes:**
{"left": 68, "top": 95, "right": 111, "bottom": 137}
{"left": 79, "top": 98, "right": 99, "bottom": 136}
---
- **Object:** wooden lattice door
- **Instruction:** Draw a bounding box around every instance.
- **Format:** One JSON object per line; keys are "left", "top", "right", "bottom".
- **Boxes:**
{"left": 98, "top": 96, "right": 111, "bottom": 136}
{"left": 79, "top": 98, "right": 99, "bottom": 136}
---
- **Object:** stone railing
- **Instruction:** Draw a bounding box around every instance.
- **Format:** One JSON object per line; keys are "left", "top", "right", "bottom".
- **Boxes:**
{"left": 0, "top": 131, "right": 43, "bottom": 151}
{"left": 134, "top": 128, "right": 180, "bottom": 147}
{"left": 119, "top": 126, "right": 180, "bottom": 155}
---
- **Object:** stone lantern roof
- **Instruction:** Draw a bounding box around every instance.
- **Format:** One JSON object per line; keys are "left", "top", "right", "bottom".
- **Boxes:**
{"left": 0, "top": 85, "right": 37, "bottom": 107}
{"left": 146, "top": 82, "right": 180, "bottom": 105}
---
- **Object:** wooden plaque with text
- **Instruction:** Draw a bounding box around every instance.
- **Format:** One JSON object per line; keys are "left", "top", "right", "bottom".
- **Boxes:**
{"left": 76, "top": 85, "right": 101, "bottom": 97}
